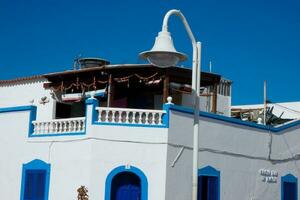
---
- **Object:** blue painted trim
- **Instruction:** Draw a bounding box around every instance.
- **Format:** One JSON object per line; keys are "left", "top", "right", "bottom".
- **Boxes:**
{"left": 29, "top": 132, "right": 85, "bottom": 137}
{"left": 0, "top": 105, "right": 35, "bottom": 113}
{"left": 105, "top": 165, "right": 148, "bottom": 200}
{"left": 85, "top": 92, "right": 106, "bottom": 98}
{"left": 281, "top": 173, "right": 298, "bottom": 200}
{"left": 169, "top": 104, "right": 300, "bottom": 133}
{"left": 28, "top": 106, "right": 37, "bottom": 137}
{"left": 162, "top": 103, "right": 173, "bottom": 128}
{"left": 20, "top": 159, "right": 51, "bottom": 200}
{"left": 86, "top": 98, "right": 99, "bottom": 124}
{"left": 198, "top": 165, "right": 220, "bottom": 200}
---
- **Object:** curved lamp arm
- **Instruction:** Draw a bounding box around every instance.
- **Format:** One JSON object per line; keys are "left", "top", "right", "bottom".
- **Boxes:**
{"left": 161, "top": 9, "right": 202, "bottom": 200}
{"left": 162, "top": 9, "right": 197, "bottom": 47}
{"left": 161, "top": 9, "right": 201, "bottom": 95}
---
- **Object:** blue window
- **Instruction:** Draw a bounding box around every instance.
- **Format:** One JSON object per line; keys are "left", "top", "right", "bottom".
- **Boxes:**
{"left": 198, "top": 166, "right": 220, "bottom": 200}
{"left": 20, "top": 159, "right": 50, "bottom": 200}
{"left": 282, "top": 174, "right": 297, "bottom": 200}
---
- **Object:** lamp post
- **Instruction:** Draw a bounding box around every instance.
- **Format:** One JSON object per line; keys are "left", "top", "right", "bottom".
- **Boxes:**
{"left": 139, "top": 9, "right": 201, "bottom": 200}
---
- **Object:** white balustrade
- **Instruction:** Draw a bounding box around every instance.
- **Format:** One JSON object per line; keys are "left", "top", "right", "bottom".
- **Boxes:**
{"left": 32, "top": 117, "right": 85, "bottom": 135}
{"left": 96, "top": 107, "right": 166, "bottom": 126}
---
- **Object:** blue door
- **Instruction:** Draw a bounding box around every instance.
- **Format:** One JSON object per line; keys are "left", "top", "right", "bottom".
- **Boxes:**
{"left": 111, "top": 172, "right": 141, "bottom": 200}
{"left": 283, "top": 182, "right": 297, "bottom": 200}
{"left": 24, "top": 170, "right": 46, "bottom": 200}
{"left": 198, "top": 176, "right": 218, "bottom": 200}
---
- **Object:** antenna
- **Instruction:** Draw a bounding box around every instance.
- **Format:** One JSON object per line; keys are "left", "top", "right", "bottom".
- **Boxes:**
{"left": 209, "top": 61, "right": 212, "bottom": 73}
{"left": 264, "top": 80, "right": 267, "bottom": 125}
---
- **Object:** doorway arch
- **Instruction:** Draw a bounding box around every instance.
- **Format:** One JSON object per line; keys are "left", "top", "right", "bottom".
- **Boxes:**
{"left": 105, "top": 166, "right": 148, "bottom": 200}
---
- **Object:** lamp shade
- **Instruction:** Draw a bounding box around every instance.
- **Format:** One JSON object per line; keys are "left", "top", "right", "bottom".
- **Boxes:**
{"left": 139, "top": 31, "right": 187, "bottom": 67}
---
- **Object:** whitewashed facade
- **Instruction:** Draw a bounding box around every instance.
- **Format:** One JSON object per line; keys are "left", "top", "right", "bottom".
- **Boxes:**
{"left": 0, "top": 69, "right": 299, "bottom": 200}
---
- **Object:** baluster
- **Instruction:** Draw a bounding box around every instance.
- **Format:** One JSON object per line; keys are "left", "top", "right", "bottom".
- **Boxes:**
{"left": 125, "top": 111, "right": 129, "bottom": 123}
{"left": 158, "top": 113, "right": 163, "bottom": 125}
{"left": 66, "top": 121, "right": 69, "bottom": 132}
{"left": 70, "top": 121, "right": 74, "bottom": 132}
{"left": 104, "top": 110, "right": 109, "bottom": 122}
{"left": 137, "top": 112, "right": 142, "bottom": 124}
{"left": 46, "top": 122, "right": 50, "bottom": 133}
{"left": 54, "top": 122, "right": 57, "bottom": 133}
{"left": 114, "top": 111, "right": 119, "bottom": 123}
{"left": 37, "top": 123, "right": 41, "bottom": 134}
{"left": 41, "top": 122, "right": 46, "bottom": 134}
{"left": 74, "top": 120, "right": 78, "bottom": 132}
{"left": 148, "top": 112, "right": 154, "bottom": 124}
{"left": 140, "top": 112, "right": 146, "bottom": 124}
{"left": 53, "top": 122, "right": 58, "bottom": 133}
{"left": 97, "top": 110, "right": 101, "bottom": 122}
{"left": 73, "top": 120, "right": 77, "bottom": 132}
{"left": 81, "top": 120, "right": 85, "bottom": 131}
{"left": 69, "top": 121, "right": 73, "bottom": 132}
{"left": 32, "top": 122, "right": 36, "bottom": 134}
{"left": 39, "top": 122, "right": 43, "bottom": 134}
{"left": 65, "top": 121, "right": 69, "bottom": 132}
{"left": 79, "top": 120, "right": 82, "bottom": 132}
{"left": 132, "top": 112, "right": 136, "bottom": 124}
{"left": 146, "top": 112, "right": 150, "bottom": 124}
{"left": 80, "top": 120, "right": 83, "bottom": 131}
{"left": 59, "top": 121, "right": 63, "bottom": 133}
{"left": 113, "top": 110, "right": 117, "bottom": 123}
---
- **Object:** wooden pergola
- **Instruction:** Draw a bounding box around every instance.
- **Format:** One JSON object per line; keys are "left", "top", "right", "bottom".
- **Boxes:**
{"left": 44, "top": 64, "right": 221, "bottom": 111}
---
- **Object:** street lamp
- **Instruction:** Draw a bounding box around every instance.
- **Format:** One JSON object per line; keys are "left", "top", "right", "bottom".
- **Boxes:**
{"left": 139, "top": 9, "right": 202, "bottom": 200}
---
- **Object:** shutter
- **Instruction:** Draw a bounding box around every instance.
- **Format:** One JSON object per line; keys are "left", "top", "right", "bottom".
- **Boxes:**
{"left": 24, "top": 171, "right": 35, "bottom": 200}
{"left": 207, "top": 177, "right": 218, "bottom": 200}
{"left": 36, "top": 170, "right": 46, "bottom": 200}
{"left": 284, "top": 182, "right": 297, "bottom": 200}
{"left": 23, "top": 170, "right": 46, "bottom": 200}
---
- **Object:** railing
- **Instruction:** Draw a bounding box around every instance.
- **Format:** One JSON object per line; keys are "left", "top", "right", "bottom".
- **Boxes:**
{"left": 32, "top": 117, "right": 85, "bottom": 135}
{"left": 96, "top": 107, "right": 166, "bottom": 126}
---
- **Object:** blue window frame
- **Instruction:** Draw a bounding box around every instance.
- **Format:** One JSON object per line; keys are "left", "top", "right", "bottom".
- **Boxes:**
{"left": 198, "top": 166, "right": 220, "bottom": 200}
{"left": 281, "top": 174, "right": 297, "bottom": 200}
{"left": 20, "top": 159, "right": 50, "bottom": 200}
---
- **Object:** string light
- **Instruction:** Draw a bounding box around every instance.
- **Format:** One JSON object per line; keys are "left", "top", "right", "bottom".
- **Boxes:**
{"left": 51, "top": 73, "right": 160, "bottom": 92}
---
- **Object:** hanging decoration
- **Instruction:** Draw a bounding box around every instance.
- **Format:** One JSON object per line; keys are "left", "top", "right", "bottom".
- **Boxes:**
{"left": 50, "top": 76, "right": 108, "bottom": 93}
{"left": 50, "top": 73, "right": 161, "bottom": 92}
{"left": 113, "top": 72, "right": 159, "bottom": 83}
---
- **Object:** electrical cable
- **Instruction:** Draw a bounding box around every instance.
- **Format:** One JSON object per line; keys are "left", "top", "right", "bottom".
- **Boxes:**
{"left": 27, "top": 136, "right": 300, "bottom": 164}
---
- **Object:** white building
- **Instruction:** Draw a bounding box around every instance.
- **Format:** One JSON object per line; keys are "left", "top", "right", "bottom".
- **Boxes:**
{"left": 0, "top": 59, "right": 299, "bottom": 200}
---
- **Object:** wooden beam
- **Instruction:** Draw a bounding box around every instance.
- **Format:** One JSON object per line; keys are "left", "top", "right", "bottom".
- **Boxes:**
{"left": 212, "top": 83, "right": 218, "bottom": 113}
{"left": 163, "top": 75, "right": 170, "bottom": 103}
{"left": 107, "top": 74, "right": 114, "bottom": 107}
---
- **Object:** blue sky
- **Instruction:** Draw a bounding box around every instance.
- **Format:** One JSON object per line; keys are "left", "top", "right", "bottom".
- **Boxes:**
{"left": 0, "top": 0, "right": 299, "bottom": 105}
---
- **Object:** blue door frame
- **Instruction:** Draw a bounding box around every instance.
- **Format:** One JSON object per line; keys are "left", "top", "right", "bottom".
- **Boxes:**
{"left": 281, "top": 174, "right": 298, "bottom": 200}
{"left": 198, "top": 166, "right": 220, "bottom": 200}
{"left": 20, "top": 159, "right": 50, "bottom": 200}
{"left": 105, "top": 166, "right": 148, "bottom": 200}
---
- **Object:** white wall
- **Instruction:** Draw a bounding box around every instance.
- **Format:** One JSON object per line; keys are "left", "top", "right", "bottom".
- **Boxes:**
{"left": 165, "top": 108, "right": 300, "bottom": 200}
{"left": 182, "top": 94, "right": 231, "bottom": 116}
{"left": 0, "top": 79, "right": 55, "bottom": 121}
{"left": 0, "top": 100, "right": 169, "bottom": 200}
